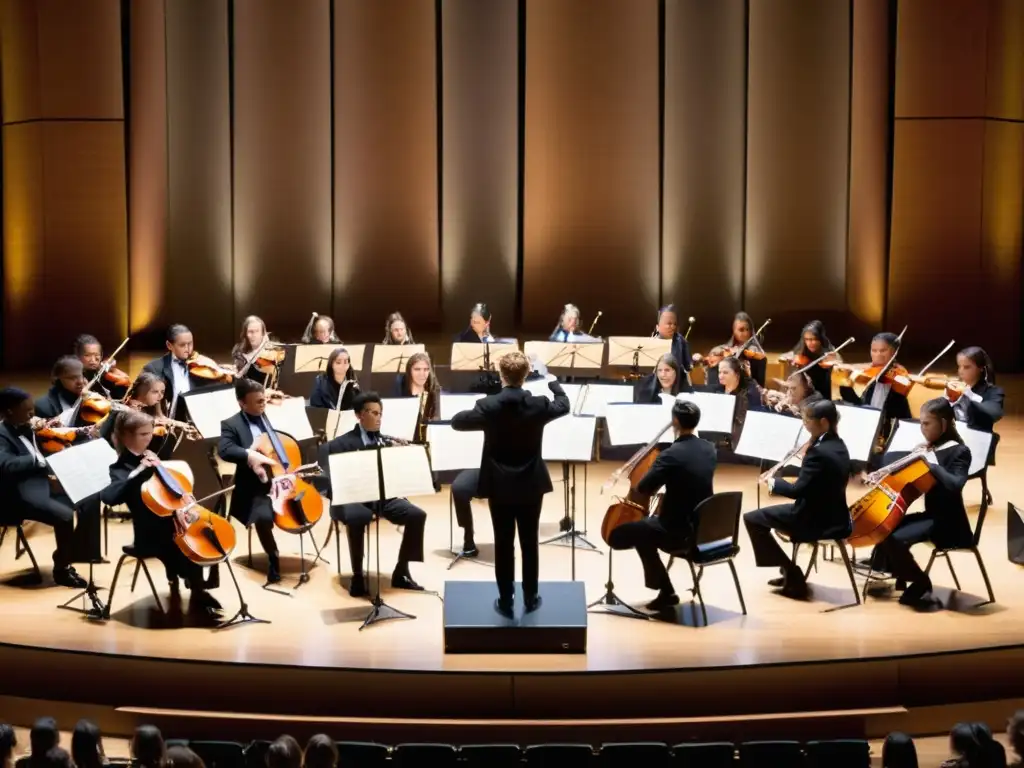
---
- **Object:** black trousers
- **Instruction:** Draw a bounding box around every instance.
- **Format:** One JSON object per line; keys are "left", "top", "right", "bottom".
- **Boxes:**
{"left": 872, "top": 513, "right": 935, "bottom": 584}
{"left": 133, "top": 514, "right": 205, "bottom": 587}
{"left": 743, "top": 504, "right": 800, "bottom": 570}
{"left": 67, "top": 495, "right": 101, "bottom": 563}
{"left": 489, "top": 498, "right": 543, "bottom": 602}
{"left": 451, "top": 469, "right": 480, "bottom": 536}
{"left": 332, "top": 499, "right": 426, "bottom": 576}
{"left": 608, "top": 516, "right": 689, "bottom": 591}
{"left": 13, "top": 497, "right": 75, "bottom": 568}
{"left": 238, "top": 496, "right": 280, "bottom": 566}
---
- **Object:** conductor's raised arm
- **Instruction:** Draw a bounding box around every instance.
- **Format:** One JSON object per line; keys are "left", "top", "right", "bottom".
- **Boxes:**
{"left": 546, "top": 380, "right": 570, "bottom": 421}
{"left": 451, "top": 402, "right": 487, "bottom": 432}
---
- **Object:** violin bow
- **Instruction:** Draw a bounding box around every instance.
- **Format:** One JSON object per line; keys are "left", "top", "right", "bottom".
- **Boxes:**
{"left": 914, "top": 339, "right": 956, "bottom": 378}
{"left": 237, "top": 335, "right": 272, "bottom": 377}
{"left": 727, "top": 318, "right": 772, "bottom": 361}
{"left": 793, "top": 336, "right": 855, "bottom": 376}
{"left": 861, "top": 325, "right": 909, "bottom": 390}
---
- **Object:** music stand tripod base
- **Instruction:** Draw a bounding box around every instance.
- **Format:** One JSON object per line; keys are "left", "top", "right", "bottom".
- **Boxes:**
{"left": 447, "top": 548, "right": 494, "bottom": 571}
{"left": 360, "top": 596, "right": 416, "bottom": 631}
{"left": 217, "top": 560, "right": 270, "bottom": 630}
{"left": 587, "top": 551, "right": 649, "bottom": 620}
{"left": 58, "top": 559, "right": 106, "bottom": 618}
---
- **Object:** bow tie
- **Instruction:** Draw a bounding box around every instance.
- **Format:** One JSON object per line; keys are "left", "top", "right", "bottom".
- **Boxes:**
{"left": 245, "top": 413, "right": 263, "bottom": 426}
{"left": 173, "top": 358, "right": 188, "bottom": 368}
{"left": 14, "top": 424, "right": 32, "bottom": 438}
{"left": 367, "top": 431, "right": 381, "bottom": 441}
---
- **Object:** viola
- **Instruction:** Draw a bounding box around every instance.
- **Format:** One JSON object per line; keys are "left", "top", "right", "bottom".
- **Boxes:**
{"left": 848, "top": 446, "right": 936, "bottom": 548}
{"left": 600, "top": 423, "right": 670, "bottom": 544}
{"left": 253, "top": 429, "right": 324, "bottom": 533}
{"left": 32, "top": 421, "right": 92, "bottom": 454}
{"left": 78, "top": 391, "right": 113, "bottom": 424}
{"left": 252, "top": 346, "right": 286, "bottom": 375}
{"left": 102, "top": 366, "right": 132, "bottom": 390}
{"left": 694, "top": 343, "right": 766, "bottom": 369}
{"left": 910, "top": 374, "right": 968, "bottom": 402}
{"left": 187, "top": 352, "right": 235, "bottom": 383}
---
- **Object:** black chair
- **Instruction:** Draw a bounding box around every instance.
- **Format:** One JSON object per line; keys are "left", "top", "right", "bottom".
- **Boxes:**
{"left": 788, "top": 530, "right": 861, "bottom": 612}
{"left": 165, "top": 739, "right": 191, "bottom": 749}
{"left": 188, "top": 741, "right": 246, "bottom": 768}
{"left": 671, "top": 741, "right": 735, "bottom": 768}
{"left": 1009, "top": 501, "right": 1024, "bottom": 564}
{"left": 968, "top": 432, "right": 998, "bottom": 515}
{"left": 739, "top": 740, "right": 804, "bottom": 768}
{"left": 460, "top": 744, "right": 523, "bottom": 768}
{"left": 601, "top": 742, "right": 671, "bottom": 768}
{"left": 335, "top": 741, "right": 389, "bottom": 768}
{"left": 101, "top": 544, "right": 166, "bottom": 618}
{"left": 242, "top": 740, "right": 271, "bottom": 768}
{"left": 665, "top": 491, "right": 746, "bottom": 626}
{"left": 924, "top": 498, "right": 996, "bottom": 604}
{"left": 525, "top": 743, "right": 595, "bottom": 768}
{"left": 805, "top": 739, "right": 870, "bottom": 768}
{"left": 393, "top": 743, "right": 458, "bottom": 768}
{"left": 0, "top": 523, "right": 41, "bottom": 581}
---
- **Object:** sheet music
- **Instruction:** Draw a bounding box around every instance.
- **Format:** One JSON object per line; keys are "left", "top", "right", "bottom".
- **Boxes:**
{"left": 889, "top": 419, "right": 991, "bottom": 477}
{"left": 184, "top": 388, "right": 241, "bottom": 439}
{"left": 47, "top": 439, "right": 118, "bottom": 505}
{"left": 674, "top": 391, "right": 736, "bottom": 434}
{"left": 327, "top": 450, "right": 385, "bottom": 505}
{"left": 439, "top": 393, "right": 484, "bottom": 421}
{"left": 604, "top": 403, "right": 674, "bottom": 446}
{"left": 370, "top": 343, "right": 426, "bottom": 373}
{"left": 426, "top": 424, "right": 484, "bottom": 471}
{"left": 325, "top": 409, "right": 358, "bottom": 441}
{"left": 265, "top": 396, "right": 314, "bottom": 441}
{"left": 523, "top": 340, "right": 605, "bottom": 370}
{"left": 450, "top": 342, "right": 519, "bottom": 371}
{"left": 328, "top": 445, "right": 435, "bottom": 505}
{"left": 324, "top": 397, "right": 420, "bottom": 442}
{"left": 523, "top": 379, "right": 583, "bottom": 412}
{"left": 574, "top": 383, "right": 634, "bottom": 417}
{"left": 735, "top": 411, "right": 803, "bottom": 462}
{"left": 542, "top": 415, "right": 596, "bottom": 462}
{"left": 606, "top": 336, "right": 673, "bottom": 367}
{"left": 292, "top": 344, "right": 346, "bottom": 374}
{"left": 797, "top": 404, "right": 881, "bottom": 463}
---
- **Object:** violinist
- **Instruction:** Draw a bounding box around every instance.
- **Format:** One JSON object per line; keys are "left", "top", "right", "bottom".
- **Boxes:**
{"left": 780, "top": 320, "right": 838, "bottom": 397}
{"left": 867, "top": 398, "right": 971, "bottom": 608}
{"left": 0, "top": 388, "right": 87, "bottom": 588}
{"left": 382, "top": 312, "right": 414, "bottom": 345}
{"left": 231, "top": 315, "right": 272, "bottom": 386}
{"left": 838, "top": 332, "right": 912, "bottom": 439}
{"left": 301, "top": 314, "right": 340, "bottom": 344}
{"left": 606, "top": 401, "right": 716, "bottom": 611}
{"left": 651, "top": 304, "right": 693, "bottom": 378}
{"left": 99, "top": 373, "right": 172, "bottom": 455}
{"left": 324, "top": 392, "right": 427, "bottom": 597}
{"left": 395, "top": 352, "right": 441, "bottom": 436}
{"left": 715, "top": 356, "right": 765, "bottom": 451}
{"left": 702, "top": 312, "right": 767, "bottom": 388}
{"left": 762, "top": 372, "right": 823, "bottom": 418}
{"left": 217, "top": 378, "right": 282, "bottom": 585}
{"left": 75, "top": 335, "right": 129, "bottom": 401}
{"left": 309, "top": 347, "right": 360, "bottom": 410}
{"left": 142, "top": 324, "right": 220, "bottom": 419}
{"left": 34, "top": 357, "right": 90, "bottom": 428}
{"left": 633, "top": 353, "right": 692, "bottom": 404}
{"left": 455, "top": 303, "right": 496, "bottom": 343}
{"left": 915, "top": 346, "right": 1004, "bottom": 433}
{"left": 745, "top": 399, "right": 851, "bottom": 599}
{"left": 549, "top": 303, "right": 597, "bottom": 342}
{"left": 100, "top": 410, "right": 221, "bottom": 614}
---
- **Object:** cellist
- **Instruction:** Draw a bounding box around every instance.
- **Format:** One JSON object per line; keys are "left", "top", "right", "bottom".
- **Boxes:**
{"left": 606, "top": 401, "right": 716, "bottom": 611}
{"left": 866, "top": 398, "right": 971, "bottom": 608}
{"left": 100, "top": 410, "right": 221, "bottom": 615}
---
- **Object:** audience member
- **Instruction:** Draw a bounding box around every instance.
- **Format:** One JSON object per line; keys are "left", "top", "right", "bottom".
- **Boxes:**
{"left": 0, "top": 725, "right": 16, "bottom": 768}
{"left": 302, "top": 735, "right": 337, "bottom": 768}
{"left": 70, "top": 720, "right": 106, "bottom": 768}
{"left": 25, "top": 719, "right": 59, "bottom": 768}
{"left": 165, "top": 746, "right": 205, "bottom": 768}
{"left": 37, "top": 749, "right": 71, "bottom": 768}
{"left": 1009, "top": 711, "right": 1024, "bottom": 768}
{"left": 267, "top": 736, "right": 302, "bottom": 768}
{"left": 883, "top": 731, "right": 919, "bottom": 768}
{"left": 943, "top": 722, "right": 1007, "bottom": 768}
{"left": 131, "top": 725, "right": 166, "bottom": 768}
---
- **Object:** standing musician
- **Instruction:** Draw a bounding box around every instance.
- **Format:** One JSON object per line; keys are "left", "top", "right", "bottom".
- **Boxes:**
{"left": 394, "top": 352, "right": 441, "bottom": 434}
{"left": 451, "top": 352, "right": 570, "bottom": 616}
{"left": 779, "top": 320, "right": 839, "bottom": 398}
{"left": 143, "top": 324, "right": 225, "bottom": 419}
{"left": 301, "top": 313, "right": 341, "bottom": 344}
{"left": 745, "top": 399, "right": 851, "bottom": 598}
{"left": 914, "top": 346, "right": 1004, "bottom": 433}
{"left": 216, "top": 379, "right": 282, "bottom": 585}
{"left": 231, "top": 315, "right": 272, "bottom": 386}
{"left": 382, "top": 312, "right": 414, "bottom": 344}
{"left": 607, "top": 401, "right": 716, "bottom": 610}
{"left": 323, "top": 392, "right": 426, "bottom": 597}
{"left": 309, "top": 347, "right": 360, "bottom": 410}
{"left": 715, "top": 356, "right": 765, "bottom": 451}
{"left": 100, "top": 410, "right": 221, "bottom": 614}
{"left": 633, "top": 353, "right": 692, "bottom": 404}
{"left": 838, "top": 332, "right": 912, "bottom": 439}
{"left": 456, "top": 303, "right": 496, "bottom": 343}
{"left": 0, "top": 388, "right": 88, "bottom": 588}
{"left": 75, "top": 335, "right": 129, "bottom": 401}
{"left": 867, "top": 398, "right": 972, "bottom": 608}
{"left": 651, "top": 304, "right": 693, "bottom": 380}
{"left": 700, "top": 312, "right": 767, "bottom": 388}
{"left": 549, "top": 303, "right": 597, "bottom": 342}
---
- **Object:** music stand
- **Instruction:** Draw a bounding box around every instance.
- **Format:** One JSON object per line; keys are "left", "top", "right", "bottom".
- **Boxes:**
{"left": 328, "top": 443, "right": 435, "bottom": 630}
{"left": 524, "top": 340, "right": 604, "bottom": 381}
{"left": 451, "top": 341, "right": 519, "bottom": 373}
{"left": 539, "top": 416, "right": 599, "bottom": 563}
{"left": 734, "top": 411, "right": 804, "bottom": 509}
{"left": 607, "top": 336, "right": 672, "bottom": 379}
{"left": 371, "top": 343, "right": 426, "bottom": 373}
{"left": 798, "top": 404, "right": 881, "bottom": 464}
{"left": 425, "top": 423, "right": 490, "bottom": 569}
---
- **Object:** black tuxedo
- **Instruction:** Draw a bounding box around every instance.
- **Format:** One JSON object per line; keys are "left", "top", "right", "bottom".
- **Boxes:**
{"left": 451, "top": 381, "right": 570, "bottom": 602}
{"left": 0, "top": 422, "right": 76, "bottom": 568}
{"left": 309, "top": 374, "right": 358, "bottom": 410}
{"left": 100, "top": 451, "right": 203, "bottom": 586}
{"left": 663, "top": 332, "right": 693, "bottom": 374}
{"left": 216, "top": 411, "right": 279, "bottom": 568}
{"left": 322, "top": 426, "right": 426, "bottom": 578}
{"left": 143, "top": 353, "right": 214, "bottom": 419}
{"left": 632, "top": 373, "right": 693, "bottom": 404}
{"left": 33, "top": 386, "right": 94, "bottom": 442}
{"left": 608, "top": 434, "right": 717, "bottom": 590}
{"left": 956, "top": 380, "right": 1004, "bottom": 433}
{"left": 744, "top": 431, "right": 852, "bottom": 572}
{"left": 840, "top": 380, "right": 911, "bottom": 443}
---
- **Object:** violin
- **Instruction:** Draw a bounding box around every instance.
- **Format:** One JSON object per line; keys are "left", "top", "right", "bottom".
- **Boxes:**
{"left": 187, "top": 352, "right": 235, "bottom": 383}
{"left": 102, "top": 366, "right": 132, "bottom": 390}
{"left": 910, "top": 374, "right": 968, "bottom": 402}
{"left": 153, "top": 416, "right": 201, "bottom": 440}
{"left": 78, "top": 391, "right": 113, "bottom": 424}
{"left": 693, "top": 318, "right": 771, "bottom": 368}
{"left": 599, "top": 422, "right": 671, "bottom": 544}
{"left": 782, "top": 351, "right": 839, "bottom": 369}
{"left": 29, "top": 417, "right": 93, "bottom": 454}
{"left": 253, "top": 429, "right": 324, "bottom": 533}
{"left": 836, "top": 362, "right": 913, "bottom": 396}
{"left": 252, "top": 345, "right": 286, "bottom": 375}
{"left": 848, "top": 444, "right": 936, "bottom": 548}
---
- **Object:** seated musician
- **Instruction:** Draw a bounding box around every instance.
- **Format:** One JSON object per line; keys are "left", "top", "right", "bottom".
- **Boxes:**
{"left": 323, "top": 392, "right": 426, "bottom": 597}
{"left": 715, "top": 356, "right": 765, "bottom": 452}
{"left": 549, "top": 303, "right": 597, "bottom": 342}
{"left": 34, "top": 357, "right": 91, "bottom": 429}
{"left": 779, "top": 320, "right": 839, "bottom": 398}
{"left": 309, "top": 347, "right": 360, "bottom": 410}
{"left": 607, "top": 401, "right": 716, "bottom": 610}
{"left": 99, "top": 372, "right": 170, "bottom": 454}
{"left": 302, "top": 313, "right": 341, "bottom": 344}
{"left": 838, "top": 332, "right": 911, "bottom": 439}
{"left": 868, "top": 398, "right": 972, "bottom": 608}
{"left": 216, "top": 379, "right": 282, "bottom": 585}
{"left": 633, "top": 353, "right": 692, "bottom": 404}
{"left": 916, "top": 346, "right": 1004, "bottom": 434}
{"left": 652, "top": 304, "right": 693, "bottom": 381}
{"left": 100, "top": 410, "right": 220, "bottom": 614}
{"left": 382, "top": 312, "right": 414, "bottom": 344}
{"left": 744, "top": 399, "right": 851, "bottom": 599}
{"left": 142, "top": 324, "right": 220, "bottom": 419}
{"left": 455, "top": 303, "right": 496, "bottom": 343}
{"left": 0, "top": 388, "right": 87, "bottom": 588}
{"left": 231, "top": 315, "right": 272, "bottom": 386}
{"left": 762, "top": 372, "right": 822, "bottom": 418}
{"left": 75, "top": 334, "right": 128, "bottom": 401}
{"left": 702, "top": 312, "right": 767, "bottom": 389}
{"left": 394, "top": 352, "right": 441, "bottom": 435}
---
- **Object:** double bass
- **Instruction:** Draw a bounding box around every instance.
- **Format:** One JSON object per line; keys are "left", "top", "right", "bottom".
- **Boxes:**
{"left": 599, "top": 421, "right": 672, "bottom": 544}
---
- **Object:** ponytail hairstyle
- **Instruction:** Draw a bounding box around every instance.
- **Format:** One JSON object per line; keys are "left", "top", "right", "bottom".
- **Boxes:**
{"left": 129, "top": 372, "right": 167, "bottom": 418}
{"left": 873, "top": 331, "right": 901, "bottom": 352}
{"left": 958, "top": 345, "right": 995, "bottom": 385}
{"left": 920, "top": 397, "right": 963, "bottom": 445}
{"left": 718, "top": 355, "right": 751, "bottom": 394}
{"left": 802, "top": 398, "right": 840, "bottom": 435}
{"left": 730, "top": 312, "right": 755, "bottom": 346}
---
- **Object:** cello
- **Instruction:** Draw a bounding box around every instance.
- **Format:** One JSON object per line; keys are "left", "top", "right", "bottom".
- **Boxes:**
{"left": 253, "top": 429, "right": 323, "bottom": 534}
{"left": 599, "top": 421, "right": 672, "bottom": 545}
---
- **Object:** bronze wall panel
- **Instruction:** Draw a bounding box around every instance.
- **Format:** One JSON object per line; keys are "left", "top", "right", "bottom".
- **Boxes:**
{"left": 441, "top": 0, "right": 518, "bottom": 334}
{"left": 744, "top": 0, "right": 850, "bottom": 326}
{"left": 0, "top": 0, "right": 42, "bottom": 123}
{"left": 522, "top": 0, "right": 660, "bottom": 334}
{"left": 333, "top": 0, "right": 439, "bottom": 335}
{"left": 986, "top": 0, "right": 1024, "bottom": 122}
{"left": 662, "top": 0, "right": 747, "bottom": 330}
{"left": 233, "top": 0, "right": 333, "bottom": 338}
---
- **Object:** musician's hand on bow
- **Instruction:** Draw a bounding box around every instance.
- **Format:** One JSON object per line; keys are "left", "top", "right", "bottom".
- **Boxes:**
{"left": 859, "top": 471, "right": 872, "bottom": 485}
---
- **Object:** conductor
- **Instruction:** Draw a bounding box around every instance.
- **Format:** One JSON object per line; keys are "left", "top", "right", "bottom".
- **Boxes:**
{"left": 452, "top": 351, "right": 570, "bottom": 617}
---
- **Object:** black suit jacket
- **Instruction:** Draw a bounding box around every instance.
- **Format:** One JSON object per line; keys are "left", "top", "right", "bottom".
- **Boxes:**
{"left": 451, "top": 383, "right": 570, "bottom": 503}
{"left": 636, "top": 434, "right": 716, "bottom": 535}
{"left": 142, "top": 353, "right": 213, "bottom": 415}
{"left": 321, "top": 425, "right": 394, "bottom": 507}
{"left": 772, "top": 432, "right": 852, "bottom": 539}
{"left": 959, "top": 380, "right": 1004, "bottom": 433}
{"left": 632, "top": 372, "right": 693, "bottom": 404}
{"left": 881, "top": 442, "right": 973, "bottom": 548}
{"left": 842, "top": 380, "right": 912, "bottom": 424}
{"left": 309, "top": 374, "right": 358, "bottom": 410}
{"left": 0, "top": 422, "right": 55, "bottom": 521}
{"left": 216, "top": 411, "right": 272, "bottom": 526}
{"left": 664, "top": 333, "right": 693, "bottom": 373}
{"left": 100, "top": 451, "right": 170, "bottom": 550}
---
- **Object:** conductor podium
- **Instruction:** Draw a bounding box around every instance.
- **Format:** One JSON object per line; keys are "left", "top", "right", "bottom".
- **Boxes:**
{"left": 443, "top": 580, "right": 587, "bottom": 654}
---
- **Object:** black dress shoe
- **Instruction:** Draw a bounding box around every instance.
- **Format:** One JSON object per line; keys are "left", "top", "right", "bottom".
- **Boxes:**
{"left": 190, "top": 589, "right": 222, "bottom": 612}
{"left": 768, "top": 576, "right": 785, "bottom": 588}
{"left": 391, "top": 574, "right": 424, "bottom": 591}
{"left": 348, "top": 578, "right": 369, "bottom": 598}
{"left": 524, "top": 594, "right": 542, "bottom": 613}
{"left": 266, "top": 564, "right": 282, "bottom": 585}
{"left": 779, "top": 572, "right": 809, "bottom": 599}
{"left": 645, "top": 592, "right": 680, "bottom": 611}
{"left": 458, "top": 545, "right": 479, "bottom": 558}
{"left": 898, "top": 577, "right": 933, "bottom": 607}
{"left": 168, "top": 579, "right": 181, "bottom": 597}
{"left": 53, "top": 566, "right": 87, "bottom": 589}
{"left": 494, "top": 598, "right": 514, "bottom": 618}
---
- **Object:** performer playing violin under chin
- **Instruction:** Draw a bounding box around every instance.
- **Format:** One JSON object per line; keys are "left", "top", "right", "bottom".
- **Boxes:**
{"left": 779, "top": 320, "right": 839, "bottom": 398}
{"left": 837, "top": 332, "right": 912, "bottom": 440}
{"left": 700, "top": 312, "right": 767, "bottom": 388}
{"left": 913, "top": 346, "right": 1004, "bottom": 433}
{"left": 143, "top": 324, "right": 231, "bottom": 419}
{"left": 75, "top": 334, "right": 129, "bottom": 401}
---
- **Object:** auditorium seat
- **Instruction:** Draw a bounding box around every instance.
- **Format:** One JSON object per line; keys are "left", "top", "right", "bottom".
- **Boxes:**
{"left": 392, "top": 743, "right": 458, "bottom": 768}
{"left": 738, "top": 740, "right": 804, "bottom": 767}
{"left": 805, "top": 739, "right": 870, "bottom": 768}
{"left": 334, "top": 741, "right": 389, "bottom": 768}
{"left": 524, "top": 742, "right": 595, "bottom": 768}
{"left": 242, "top": 740, "right": 270, "bottom": 768}
{"left": 600, "top": 741, "right": 671, "bottom": 768}
{"left": 187, "top": 740, "right": 246, "bottom": 768}
{"left": 459, "top": 743, "right": 523, "bottom": 768}
{"left": 671, "top": 742, "right": 735, "bottom": 768}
